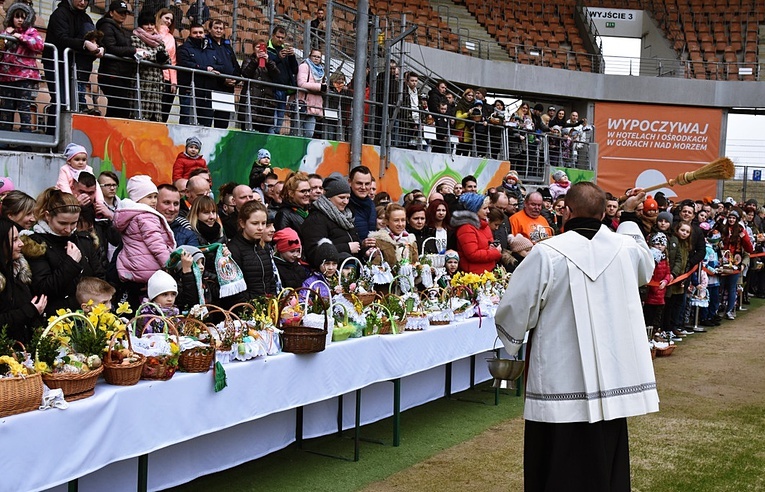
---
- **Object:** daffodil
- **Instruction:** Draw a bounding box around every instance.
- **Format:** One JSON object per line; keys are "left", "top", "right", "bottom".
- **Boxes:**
{"left": 34, "top": 361, "right": 50, "bottom": 374}
{"left": 116, "top": 302, "right": 132, "bottom": 315}
{"left": 0, "top": 355, "right": 27, "bottom": 376}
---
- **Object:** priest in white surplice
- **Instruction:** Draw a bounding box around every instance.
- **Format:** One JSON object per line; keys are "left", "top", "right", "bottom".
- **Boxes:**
{"left": 495, "top": 183, "right": 659, "bottom": 492}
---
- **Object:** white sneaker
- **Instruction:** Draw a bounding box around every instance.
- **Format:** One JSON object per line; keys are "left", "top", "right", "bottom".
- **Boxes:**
{"left": 725, "top": 312, "right": 736, "bottom": 320}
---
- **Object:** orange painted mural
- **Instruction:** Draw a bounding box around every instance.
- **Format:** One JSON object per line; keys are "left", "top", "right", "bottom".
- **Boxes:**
{"left": 72, "top": 115, "right": 514, "bottom": 201}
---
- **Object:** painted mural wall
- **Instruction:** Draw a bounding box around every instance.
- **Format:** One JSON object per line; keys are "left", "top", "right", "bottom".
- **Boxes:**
{"left": 70, "top": 114, "right": 524, "bottom": 200}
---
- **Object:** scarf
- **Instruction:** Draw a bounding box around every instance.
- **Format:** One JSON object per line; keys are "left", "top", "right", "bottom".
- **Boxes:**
{"left": 33, "top": 220, "right": 68, "bottom": 237}
{"left": 196, "top": 221, "right": 222, "bottom": 243}
{"left": 304, "top": 58, "right": 325, "bottom": 81}
{"left": 285, "top": 200, "right": 309, "bottom": 219}
{"left": 166, "top": 247, "right": 205, "bottom": 306}
{"left": 133, "top": 27, "right": 163, "bottom": 48}
{"left": 388, "top": 228, "right": 409, "bottom": 242}
{"left": 313, "top": 195, "right": 355, "bottom": 231}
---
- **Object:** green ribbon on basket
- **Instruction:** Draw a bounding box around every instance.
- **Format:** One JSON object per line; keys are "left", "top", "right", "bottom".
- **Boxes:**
{"left": 214, "top": 360, "right": 227, "bottom": 392}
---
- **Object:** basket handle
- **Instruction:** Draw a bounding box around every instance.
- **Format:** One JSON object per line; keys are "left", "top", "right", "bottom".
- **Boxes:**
{"left": 420, "top": 236, "right": 438, "bottom": 257}
{"left": 362, "top": 302, "right": 397, "bottom": 335}
{"left": 36, "top": 311, "right": 97, "bottom": 366}
{"left": 277, "top": 287, "right": 328, "bottom": 333}
{"left": 105, "top": 328, "right": 134, "bottom": 365}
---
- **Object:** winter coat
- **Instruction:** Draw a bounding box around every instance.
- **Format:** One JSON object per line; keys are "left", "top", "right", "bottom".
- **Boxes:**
{"left": 274, "top": 256, "right": 308, "bottom": 290}
{"left": 0, "top": 15, "right": 43, "bottom": 83}
{"left": 348, "top": 193, "right": 376, "bottom": 240}
{"left": 237, "top": 55, "right": 279, "bottom": 128}
{"left": 0, "top": 257, "right": 43, "bottom": 344}
{"left": 645, "top": 257, "right": 672, "bottom": 305}
{"left": 224, "top": 234, "right": 276, "bottom": 305}
{"left": 22, "top": 226, "right": 105, "bottom": 315}
{"left": 42, "top": 0, "right": 97, "bottom": 72}
{"left": 273, "top": 201, "right": 307, "bottom": 232}
{"left": 406, "top": 225, "right": 437, "bottom": 256}
{"left": 207, "top": 36, "right": 240, "bottom": 92}
{"left": 452, "top": 210, "right": 501, "bottom": 274}
{"left": 302, "top": 271, "right": 335, "bottom": 298}
{"left": 157, "top": 24, "right": 177, "bottom": 84}
{"left": 301, "top": 206, "right": 362, "bottom": 269}
{"left": 176, "top": 36, "right": 217, "bottom": 89}
{"left": 113, "top": 200, "right": 176, "bottom": 283}
{"left": 667, "top": 234, "right": 689, "bottom": 296}
{"left": 368, "top": 229, "right": 419, "bottom": 269}
{"left": 172, "top": 152, "right": 208, "bottom": 182}
{"left": 56, "top": 163, "right": 105, "bottom": 203}
{"left": 296, "top": 61, "right": 324, "bottom": 117}
{"left": 170, "top": 216, "right": 200, "bottom": 247}
{"left": 266, "top": 40, "right": 298, "bottom": 89}
{"left": 96, "top": 16, "right": 137, "bottom": 78}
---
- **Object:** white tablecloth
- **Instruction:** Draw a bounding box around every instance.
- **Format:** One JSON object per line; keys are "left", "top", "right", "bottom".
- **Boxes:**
{"left": 1, "top": 318, "right": 500, "bottom": 492}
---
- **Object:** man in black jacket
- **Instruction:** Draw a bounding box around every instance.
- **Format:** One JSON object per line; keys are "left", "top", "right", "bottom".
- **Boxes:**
{"left": 177, "top": 23, "right": 218, "bottom": 126}
{"left": 43, "top": 0, "right": 104, "bottom": 132}
{"left": 267, "top": 26, "right": 298, "bottom": 134}
{"left": 206, "top": 18, "right": 241, "bottom": 129}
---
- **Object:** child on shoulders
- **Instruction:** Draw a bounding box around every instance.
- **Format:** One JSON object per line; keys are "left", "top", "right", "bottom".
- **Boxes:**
{"left": 56, "top": 144, "right": 104, "bottom": 204}
{"left": 172, "top": 137, "right": 208, "bottom": 182}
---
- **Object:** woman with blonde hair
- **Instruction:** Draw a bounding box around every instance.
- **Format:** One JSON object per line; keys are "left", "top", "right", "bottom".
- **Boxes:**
{"left": 274, "top": 171, "right": 311, "bottom": 232}
{"left": 155, "top": 7, "right": 178, "bottom": 123}
{"left": 22, "top": 188, "right": 103, "bottom": 314}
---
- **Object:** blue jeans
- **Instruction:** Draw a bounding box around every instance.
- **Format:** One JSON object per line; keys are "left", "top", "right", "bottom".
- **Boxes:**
{"left": 701, "top": 284, "right": 720, "bottom": 320}
{"left": 720, "top": 273, "right": 740, "bottom": 314}
{"left": 300, "top": 115, "right": 317, "bottom": 138}
{"left": 271, "top": 89, "right": 287, "bottom": 134}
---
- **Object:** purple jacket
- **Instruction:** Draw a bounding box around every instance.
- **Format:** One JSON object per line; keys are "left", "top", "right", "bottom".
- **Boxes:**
{"left": 113, "top": 200, "right": 176, "bottom": 283}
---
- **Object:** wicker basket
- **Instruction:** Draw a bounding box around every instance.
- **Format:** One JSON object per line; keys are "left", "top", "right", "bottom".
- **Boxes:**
{"left": 655, "top": 345, "right": 676, "bottom": 357}
{"left": 0, "top": 342, "right": 44, "bottom": 417}
{"left": 173, "top": 316, "right": 216, "bottom": 373}
{"left": 131, "top": 314, "right": 180, "bottom": 381}
{"left": 103, "top": 330, "right": 145, "bottom": 386}
{"left": 37, "top": 312, "right": 104, "bottom": 401}
{"left": 279, "top": 288, "right": 328, "bottom": 354}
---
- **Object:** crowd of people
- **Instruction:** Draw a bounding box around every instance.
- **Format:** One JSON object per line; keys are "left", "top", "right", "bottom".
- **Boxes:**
{"left": 0, "top": 0, "right": 593, "bottom": 167}
{"left": 0, "top": 134, "right": 759, "bottom": 352}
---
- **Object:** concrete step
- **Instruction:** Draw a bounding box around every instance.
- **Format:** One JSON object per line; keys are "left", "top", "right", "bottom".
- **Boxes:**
{"left": 428, "top": 0, "right": 511, "bottom": 61}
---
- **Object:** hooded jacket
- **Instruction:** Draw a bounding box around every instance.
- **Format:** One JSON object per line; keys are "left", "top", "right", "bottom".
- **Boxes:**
{"left": 171, "top": 151, "right": 208, "bottom": 182}
{"left": 451, "top": 210, "right": 501, "bottom": 274}
{"left": 0, "top": 256, "right": 42, "bottom": 344}
{"left": 0, "top": 3, "right": 44, "bottom": 82}
{"left": 113, "top": 199, "right": 176, "bottom": 283}
{"left": 42, "top": 0, "right": 96, "bottom": 71}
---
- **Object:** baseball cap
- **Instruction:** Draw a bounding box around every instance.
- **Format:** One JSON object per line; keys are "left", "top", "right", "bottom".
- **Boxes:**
{"left": 109, "top": 1, "right": 129, "bottom": 13}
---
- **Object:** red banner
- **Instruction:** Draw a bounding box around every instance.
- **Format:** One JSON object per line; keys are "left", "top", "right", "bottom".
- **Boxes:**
{"left": 594, "top": 102, "right": 723, "bottom": 200}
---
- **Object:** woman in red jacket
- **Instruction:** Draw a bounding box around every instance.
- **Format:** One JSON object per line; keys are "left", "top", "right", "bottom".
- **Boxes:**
{"left": 450, "top": 193, "right": 501, "bottom": 274}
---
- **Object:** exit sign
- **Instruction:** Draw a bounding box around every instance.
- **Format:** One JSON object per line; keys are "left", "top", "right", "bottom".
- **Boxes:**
{"left": 606, "top": 22, "right": 616, "bottom": 27}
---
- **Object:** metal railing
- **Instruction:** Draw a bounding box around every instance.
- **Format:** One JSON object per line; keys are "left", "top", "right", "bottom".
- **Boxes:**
{"left": 0, "top": 37, "right": 61, "bottom": 149}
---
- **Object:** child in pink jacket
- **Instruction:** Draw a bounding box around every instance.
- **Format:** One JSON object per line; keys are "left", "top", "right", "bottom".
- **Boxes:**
{"left": 0, "top": 3, "right": 43, "bottom": 134}
{"left": 113, "top": 175, "right": 176, "bottom": 289}
{"left": 296, "top": 48, "right": 325, "bottom": 138}
{"left": 56, "top": 143, "right": 105, "bottom": 204}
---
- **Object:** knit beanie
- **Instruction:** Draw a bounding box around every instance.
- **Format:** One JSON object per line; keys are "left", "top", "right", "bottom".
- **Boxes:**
{"left": 459, "top": 192, "right": 484, "bottom": 213}
{"left": 274, "top": 227, "right": 301, "bottom": 253}
{"left": 257, "top": 148, "right": 271, "bottom": 161}
{"left": 185, "top": 136, "right": 202, "bottom": 150}
{"left": 127, "top": 175, "right": 158, "bottom": 202}
{"left": 504, "top": 170, "right": 521, "bottom": 184}
{"left": 323, "top": 172, "right": 351, "bottom": 198}
{"left": 64, "top": 143, "right": 88, "bottom": 162}
{"left": 643, "top": 196, "right": 658, "bottom": 212}
{"left": 509, "top": 234, "right": 533, "bottom": 253}
{"left": 315, "top": 240, "right": 340, "bottom": 264}
{"left": 147, "top": 270, "right": 177, "bottom": 301}
{"left": 176, "top": 245, "right": 205, "bottom": 269}
{"left": 648, "top": 232, "right": 667, "bottom": 247}
{"left": 444, "top": 250, "right": 459, "bottom": 263}
{"left": 657, "top": 211, "right": 673, "bottom": 225}
{"left": 0, "top": 177, "right": 14, "bottom": 194}
{"left": 552, "top": 170, "right": 567, "bottom": 182}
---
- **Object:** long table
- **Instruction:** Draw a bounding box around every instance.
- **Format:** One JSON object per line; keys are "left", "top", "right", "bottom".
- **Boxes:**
{"left": 2, "top": 318, "right": 500, "bottom": 492}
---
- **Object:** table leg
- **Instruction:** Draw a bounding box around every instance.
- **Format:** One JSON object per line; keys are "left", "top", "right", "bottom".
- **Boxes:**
{"left": 138, "top": 454, "right": 148, "bottom": 492}
{"left": 67, "top": 480, "right": 78, "bottom": 492}
{"left": 337, "top": 394, "right": 344, "bottom": 437}
{"left": 296, "top": 406, "right": 304, "bottom": 449}
{"left": 392, "top": 378, "right": 401, "bottom": 447}
{"left": 354, "top": 389, "right": 361, "bottom": 461}
{"left": 469, "top": 354, "right": 476, "bottom": 390}
{"left": 444, "top": 361, "right": 452, "bottom": 398}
